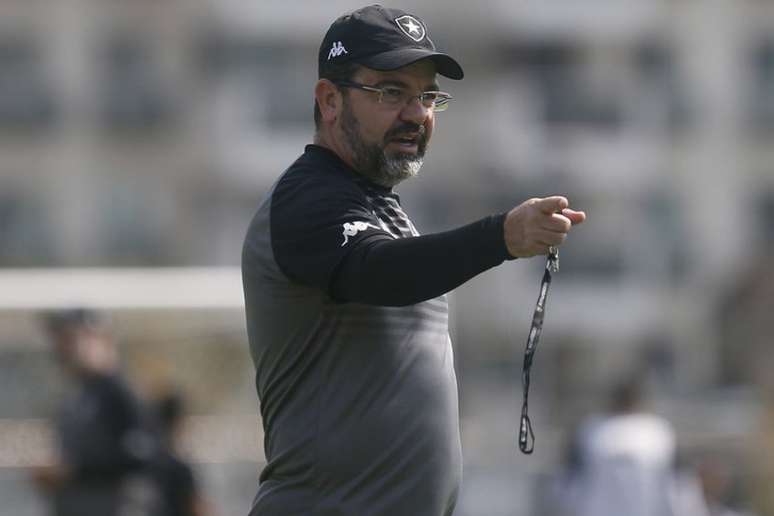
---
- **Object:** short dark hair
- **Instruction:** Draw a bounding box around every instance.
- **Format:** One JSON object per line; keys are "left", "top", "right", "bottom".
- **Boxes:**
{"left": 314, "top": 61, "right": 361, "bottom": 131}
{"left": 42, "top": 308, "right": 105, "bottom": 336}
{"left": 610, "top": 376, "right": 644, "bottom": 413}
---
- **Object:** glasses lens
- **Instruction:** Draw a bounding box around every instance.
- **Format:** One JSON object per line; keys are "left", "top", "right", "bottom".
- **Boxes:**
{"left": 380, "top": 87, "right": 405, "bottom": 105}
{"left": 418, "top": 92, "right": 437, "bottom": 108}
{"left": 431, "top": 94, "right": 452, "bottom": 112}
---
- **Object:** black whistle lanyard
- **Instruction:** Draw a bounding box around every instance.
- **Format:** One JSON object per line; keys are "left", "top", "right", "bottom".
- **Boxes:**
{"left": 518, "top": 246, "right": 559, "bottom": 454}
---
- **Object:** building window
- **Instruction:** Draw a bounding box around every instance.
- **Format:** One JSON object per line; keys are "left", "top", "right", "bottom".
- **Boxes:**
{"left": 198, "top": 35, "right": 318, "bottom": 130}
{"left": 505, "top": 42, "right": 623, "bottom": 129}
{"left": 0, "top": 35, "right": 57, "bottom": 132}
{"left": 749, "top": 40, "right": 774, "bottom": 132}
{"left": 0, "top": 191, "right": 56, "bottom": 266}
{"left": 99, "top": 34, "right": 176, "bottom": 134}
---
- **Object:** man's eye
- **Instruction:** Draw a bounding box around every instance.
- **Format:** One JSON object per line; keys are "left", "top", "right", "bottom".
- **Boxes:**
{"left": 381, "top": 87, "right": 405, "bottom": 102}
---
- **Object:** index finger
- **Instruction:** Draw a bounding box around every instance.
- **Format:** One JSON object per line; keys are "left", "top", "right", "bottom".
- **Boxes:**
{"left": 561, "top": 208, "right": 586, "bottom": 225}
{"left": 536, "top": 196, "right": 569, "bottom": 215}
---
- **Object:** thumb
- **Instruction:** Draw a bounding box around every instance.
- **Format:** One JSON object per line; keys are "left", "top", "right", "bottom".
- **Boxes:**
{"left": 536, "top": 196, "right": 569, "bottom": 215}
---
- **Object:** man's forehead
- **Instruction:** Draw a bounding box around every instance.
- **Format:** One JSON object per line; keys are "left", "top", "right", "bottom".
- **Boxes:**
{"left": 356, "top": 61, "right": 438, "bottom": 85}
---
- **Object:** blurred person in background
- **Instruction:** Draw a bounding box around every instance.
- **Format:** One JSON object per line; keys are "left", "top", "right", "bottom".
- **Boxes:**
{"left": 30, "top": 308, "right": 156, "bottom": 516}
{"left": 552, "top": 376, "right": 681, "bottom": 516}
{"left": 241, "top": 4, "right": 586, "bottom": 515}
{"left": 147, "top": 389, "right": 213, "bottom": 516}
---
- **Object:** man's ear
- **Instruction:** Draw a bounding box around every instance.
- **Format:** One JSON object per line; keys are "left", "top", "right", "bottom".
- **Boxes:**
{"left": 315, "top": 79, "right": 341, "bottom": 123}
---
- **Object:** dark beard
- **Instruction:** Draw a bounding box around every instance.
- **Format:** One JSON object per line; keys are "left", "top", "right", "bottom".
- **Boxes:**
{"left": 340, "top": 99, "right": 427, "bottom": 188}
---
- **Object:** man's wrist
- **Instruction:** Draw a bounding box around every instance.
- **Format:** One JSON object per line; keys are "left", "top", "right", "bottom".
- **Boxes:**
{"left": 496, "top": 212, "right": 518, "bottom": 261}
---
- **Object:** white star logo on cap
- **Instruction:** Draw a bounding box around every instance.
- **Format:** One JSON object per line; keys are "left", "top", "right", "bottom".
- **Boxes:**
{"left": 403, "top": 19, "right": 421, "bottom": 36}
{"left": 395, "top": 15, "right": 426, "bottom": 42}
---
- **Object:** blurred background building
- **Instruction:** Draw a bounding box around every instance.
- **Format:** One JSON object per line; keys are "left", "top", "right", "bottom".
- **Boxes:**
{"left": 1, "top": 0, "right": 773, "bottom": 514}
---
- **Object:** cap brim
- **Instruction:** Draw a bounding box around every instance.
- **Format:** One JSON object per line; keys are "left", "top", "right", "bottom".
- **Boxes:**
{"left": 359, "top": 48, "right": 464, "bottom": 80}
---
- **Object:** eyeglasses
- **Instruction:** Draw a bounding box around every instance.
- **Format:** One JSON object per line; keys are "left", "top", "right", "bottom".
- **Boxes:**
{"left": 333, "top": 80, "right": 453, "bottom": 112}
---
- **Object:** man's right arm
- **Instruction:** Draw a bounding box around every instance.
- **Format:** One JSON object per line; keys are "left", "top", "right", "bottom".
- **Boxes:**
{"left": 269, "top": 169, "right": 585, "bottom": 306}
{"left": 330, "top": 213, "right": 511, "bottom": 306}
{"left": 330, "top": 196, "right": 585, "bottom": 306}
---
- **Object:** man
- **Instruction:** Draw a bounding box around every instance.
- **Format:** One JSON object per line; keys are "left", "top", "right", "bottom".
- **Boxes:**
{"left": 241, "top": 5, "right": 586, "bottom": 515}
{"left": 553, "top": 378, "right": 679, "bottom": 516}
{"left": 31, "top": 309, "right": 156, "bottom": 516}
{"left": 147, "top": 390, "right": 213, "bottom": 516}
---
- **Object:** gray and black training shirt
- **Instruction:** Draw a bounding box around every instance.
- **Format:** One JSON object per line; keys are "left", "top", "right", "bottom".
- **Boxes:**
{"left": 242, "top": 144, "right": 512, "bottom": 516}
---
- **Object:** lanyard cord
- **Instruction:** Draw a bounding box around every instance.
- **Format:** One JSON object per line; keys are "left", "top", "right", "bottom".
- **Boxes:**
{"left": 518, "top": 247, "right": 559, "bottom": 454}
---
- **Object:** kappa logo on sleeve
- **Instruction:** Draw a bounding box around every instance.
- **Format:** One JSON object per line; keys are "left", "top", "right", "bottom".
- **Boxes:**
{"left": 341, "top": 221, "right": 379, "bottom": 246}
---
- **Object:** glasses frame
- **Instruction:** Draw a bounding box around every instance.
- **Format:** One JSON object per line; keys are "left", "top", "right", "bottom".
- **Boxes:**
{"left": 333, "top": 80, "right": 453, "bottom": 112}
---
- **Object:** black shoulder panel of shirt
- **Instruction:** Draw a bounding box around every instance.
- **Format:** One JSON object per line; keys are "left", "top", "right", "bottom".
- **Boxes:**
{"left": 270, "top": 144, "right": 515, "bottom": 306}
{"left": 269, "top": 145, "right": 396, "bottom": 290}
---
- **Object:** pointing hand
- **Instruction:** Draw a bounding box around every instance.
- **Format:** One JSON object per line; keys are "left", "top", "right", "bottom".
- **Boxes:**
{"left": 503, "top": 196, "right": 586, "bottom": 258}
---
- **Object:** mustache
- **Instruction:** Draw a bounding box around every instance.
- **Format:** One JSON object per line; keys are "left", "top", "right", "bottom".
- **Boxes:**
{"left": 384, "top": 123, "right": 426, "bottom": 142}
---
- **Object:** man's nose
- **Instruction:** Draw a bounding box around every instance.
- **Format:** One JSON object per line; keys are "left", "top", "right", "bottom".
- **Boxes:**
{"left": 400, "top": 96, "right": 431, "bottom": 125}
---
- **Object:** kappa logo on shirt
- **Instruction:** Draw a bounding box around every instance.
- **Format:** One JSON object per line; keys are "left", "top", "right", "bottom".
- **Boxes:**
{"left": 341, "top": 221, "right": 379, "bottom": 246}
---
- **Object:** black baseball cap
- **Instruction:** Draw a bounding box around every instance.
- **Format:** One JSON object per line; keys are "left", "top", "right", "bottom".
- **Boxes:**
{"left": 318, "top": 5, "right": 464, "bottom": 80}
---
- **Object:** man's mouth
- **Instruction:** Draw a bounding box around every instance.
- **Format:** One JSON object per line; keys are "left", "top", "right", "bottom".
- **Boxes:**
{"left": 389, "top": 133, "right": 421, "bottom": 150}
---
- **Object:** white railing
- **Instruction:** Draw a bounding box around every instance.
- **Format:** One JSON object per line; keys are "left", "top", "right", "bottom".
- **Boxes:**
{"left": 0, "top": 267, "right": 244, "bottom": 310}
